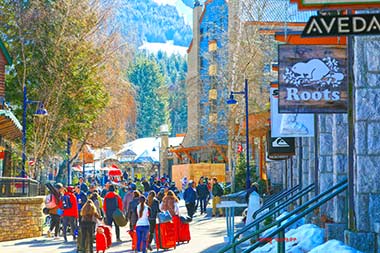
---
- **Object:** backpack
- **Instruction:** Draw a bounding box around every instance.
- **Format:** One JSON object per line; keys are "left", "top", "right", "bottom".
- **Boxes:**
{"left": 45, "top": 194, "right": 58, "bottom": 209}
{"left": 62, "top": 195, "right": 72, "bottom": 209}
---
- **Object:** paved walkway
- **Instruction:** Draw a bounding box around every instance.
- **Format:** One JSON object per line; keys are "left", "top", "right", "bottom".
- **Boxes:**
{"left": 0, "top": 201, "right": 244, "bottom": 253}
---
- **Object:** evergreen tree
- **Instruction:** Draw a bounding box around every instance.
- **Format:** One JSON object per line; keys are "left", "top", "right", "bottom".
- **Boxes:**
{"left": 128, "top": 56, "right": 168, "bottom": 137}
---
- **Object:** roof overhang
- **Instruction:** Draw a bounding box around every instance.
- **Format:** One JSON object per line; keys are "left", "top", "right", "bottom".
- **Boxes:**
{"left": 0, "top": 109, "right": 22, "bottom": 139}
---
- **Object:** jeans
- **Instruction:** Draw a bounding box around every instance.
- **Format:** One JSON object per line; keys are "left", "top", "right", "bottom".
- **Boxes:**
{"left": 62, "top": 216, "right": 77, "bottom": 241}
{"left": 80, "top": 221, "right": 95, "bottom": 252}
{"left": 136, "top": 225, "right": 150, "bottom": 253}
{"left": 148, "top": 219, "right": 156, "bottom": 244}
{"left": 185, "top": 202, "right": 196, "bottom": 218}
{"left": 105, "top": 215, "right": 120, "bottom": 240}
{"left": 49, "top": 214, "right": 61, "bottom": 237}
{"left": 198, "top": 198, "right": 207, "bottom": 213}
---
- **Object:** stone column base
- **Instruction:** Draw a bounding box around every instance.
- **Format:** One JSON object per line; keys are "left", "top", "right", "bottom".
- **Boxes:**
{"left": 325, "top": 223, "right": 346, "bottom": 242}
{"left": 344, "top": 230, "right": 376, "bottom": 253}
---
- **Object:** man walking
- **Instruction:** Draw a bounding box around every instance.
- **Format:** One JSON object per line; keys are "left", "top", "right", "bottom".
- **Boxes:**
{"left": 183, "top": 180, "right": 197, "bottom": 218}
{"left": 196, "top": 178, "right": 209, "bottom": 215}
{"left": 212, "top": 177, "right": 224, "bottom": 217}
{"left": 103, "top": 185, "right": 123, "bottom": 242}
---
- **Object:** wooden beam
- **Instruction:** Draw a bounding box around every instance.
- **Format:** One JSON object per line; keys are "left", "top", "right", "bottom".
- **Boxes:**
{"left": 183, "top": 150, "right": 196, "bottom": 164}
{"left": 215, "top": 145, "right": 228, "bottom": 163}
{"left": 275, "top": 32, "right": 347, "bottom": 45}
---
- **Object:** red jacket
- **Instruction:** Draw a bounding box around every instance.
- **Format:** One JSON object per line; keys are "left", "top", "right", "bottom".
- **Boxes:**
{"left": 59, "top": 192, "right": 79, "bottom": 218}
{"left": 103, "top": 191, "right": 123, "bottom": 214}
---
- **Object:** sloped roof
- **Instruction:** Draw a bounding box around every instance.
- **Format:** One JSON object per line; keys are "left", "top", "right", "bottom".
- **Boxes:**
{"left": 0, "top": 40, "right": 12, "bottom": 65}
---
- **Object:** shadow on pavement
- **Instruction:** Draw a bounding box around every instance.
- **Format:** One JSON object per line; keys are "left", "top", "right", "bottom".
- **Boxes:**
{"left": 199, "top": 242, "right": 227, "bottom": 253}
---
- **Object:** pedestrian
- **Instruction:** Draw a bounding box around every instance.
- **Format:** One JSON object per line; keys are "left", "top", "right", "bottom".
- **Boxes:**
{"left": 142, "top": 178, "right": 150, "bottom": 195}
{"left": 59, "top": 185, "right": 78, "bottom": 242}
{"left": 79, "top": 177, "right": 89, "bottom": 193}
{"left": 147, "top": 190, "right": 160, "bottom": 251}
{"left": 101, "top": 181, "right": 110, "bottom": 198}
{"left": 181, "top": 176, "right": 188, "bottom": 192}
{"left": 212, "top": 177, "right": 224, "bottom": 217}
{"left": 80, "top": 199, "right": 101, "bottom": 252}
{"left": 123, "top": 183, "right": 136, "bottom": 216}
{"left": 127, "top": 190, "right": 141, "bottom": 230}
{"left": 157, "top": 188, "right": 165, "bottom": 203}
{"left": 75, "top": 185, "right": 88, "bottom": 222}
{"left": 103, "top": 185, "right": 123, "bottom": 242}
{"left": 183, "top": 181, "right": 197, "bottom": 218}
{"left": 136, "top": 195, "right": 150, "bottom": 253}
{"left": 118, "top": 181, "right": 128, "bottom": 201}
{"left": 196, "top": 178, "right": 210, "bottom": 215}
{"left": 46, "top": 183, "right": 63, "bottom": 239}
{"left": 160, "top": 190, "right": 179, "bottom": 217}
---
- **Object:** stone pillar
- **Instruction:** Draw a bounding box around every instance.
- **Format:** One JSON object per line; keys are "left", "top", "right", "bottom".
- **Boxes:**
{"left": 318, "top": 114, "right": 334, "bottom": 218}
{"left": 343, "top": 35, "right": 380, "bottom": 253}
{"left": 332, "top": 114, "right": 348, "bottom": 223}
{"left": 308, "top": 137, "right": 315, "bottom": 198}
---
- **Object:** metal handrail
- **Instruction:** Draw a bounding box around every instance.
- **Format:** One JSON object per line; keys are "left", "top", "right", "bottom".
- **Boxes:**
{"left": 253, "top": 184, "right": 301, "bottom": 219}
{"left": 225, "top": 183, "right": 315, "bottom": 249}
{"left": 218, "top": 180, "right": 347, "bottom": 253}
{"left": 242, "top": 180, "right": 348, "bottom": 253}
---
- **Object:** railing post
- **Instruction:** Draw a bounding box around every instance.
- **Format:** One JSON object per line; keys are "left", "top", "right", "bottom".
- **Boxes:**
{"left": 277, "top": 229, "right": 285, "bottom": 253}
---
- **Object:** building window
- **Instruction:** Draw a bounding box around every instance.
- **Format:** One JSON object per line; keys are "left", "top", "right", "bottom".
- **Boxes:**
{"left": 209, "top": 64, "right": 217, "bottom": 76}
{"left": 209, "top": 40, "right": 217, "bottom": 52}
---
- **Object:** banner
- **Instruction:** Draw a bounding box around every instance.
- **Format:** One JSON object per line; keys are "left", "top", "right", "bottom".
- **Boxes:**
{"left": 278, "top": 44, "right": 348, "bottom": 113}
{"left": 270, "top": 85, "right": 314, "bottom": 137}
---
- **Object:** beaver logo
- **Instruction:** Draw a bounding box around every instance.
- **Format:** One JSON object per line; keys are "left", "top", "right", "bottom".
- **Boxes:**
{"left": 283, "top": 57, "right": 344, "bottom": 88}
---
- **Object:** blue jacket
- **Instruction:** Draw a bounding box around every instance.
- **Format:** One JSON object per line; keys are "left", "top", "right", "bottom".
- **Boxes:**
{"left": 183, "top": 187, "right": 197, "bottom": 203}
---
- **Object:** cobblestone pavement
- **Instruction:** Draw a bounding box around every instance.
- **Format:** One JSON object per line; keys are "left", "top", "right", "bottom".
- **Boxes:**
{"left": 0, "top": 201, "right": 243, "bottom": 253}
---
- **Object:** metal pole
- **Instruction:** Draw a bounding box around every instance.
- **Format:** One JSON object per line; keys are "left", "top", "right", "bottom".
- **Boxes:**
{"left": 244, "top": 79, "right": 250, "bottom": 190}
{"left": 314, "top": 114, "right": 319, "bottom": 196}
{"left": 83, "top": 147, "right": 85, "bottom": 178}
{"left": 290, "top": 156, "right": 293, "bottom": 188}
{"left": 67, "top": 136, "right": 71, "bottom": 185}
{"left": 298, "top": 137, "right": 303, "bottom": 205}
{"left": 347, "top": 28, "right": 356, "bottom": 231}
{"left": 22, "top": 84, "right": 27, "bottom": 174}
{"left": 284, "top": 159, "right": 288, "bottom": 189}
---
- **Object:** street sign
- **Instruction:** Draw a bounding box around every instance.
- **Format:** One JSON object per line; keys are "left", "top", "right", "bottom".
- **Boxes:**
{"left": 278, "top": 44, "right": 348, "bottom": 113}
{"left": 267, "top": 131, "right": 295, "bottom": 156}
{"left": 291, "top": 0, "right": 380, "bottom": 10}
{"left": 303, "top": 14, "right": 380, "bottom": 37}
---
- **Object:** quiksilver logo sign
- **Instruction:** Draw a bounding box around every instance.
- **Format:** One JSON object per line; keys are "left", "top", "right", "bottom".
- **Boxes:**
{"left": 302, "top": 14, "right": 380, "bottom": 37}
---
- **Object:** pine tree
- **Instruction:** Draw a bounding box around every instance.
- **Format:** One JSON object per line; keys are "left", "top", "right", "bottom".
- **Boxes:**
{"left": 128, "top": 56, "right": 168, "bottom": 137}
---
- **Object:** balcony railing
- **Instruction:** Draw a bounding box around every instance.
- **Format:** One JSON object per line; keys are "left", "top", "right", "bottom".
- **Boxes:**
{"left": 0, "top": 177, "right": 40, "bottom": 197}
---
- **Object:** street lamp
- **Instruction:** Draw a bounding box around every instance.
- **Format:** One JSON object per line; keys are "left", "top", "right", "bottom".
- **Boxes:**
{"left": 227, "top": 79, "right": 250, "bottom": 190}
{"left": 22, "top": 84, "right": 48, "bottom": 174}
{"left": 152, "top": 143, "right": 161, "bottom": 179}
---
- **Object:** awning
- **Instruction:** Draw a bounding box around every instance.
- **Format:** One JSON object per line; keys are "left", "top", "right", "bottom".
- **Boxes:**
{"left": 0, "top": 109, "right": 22, "bottom": 140}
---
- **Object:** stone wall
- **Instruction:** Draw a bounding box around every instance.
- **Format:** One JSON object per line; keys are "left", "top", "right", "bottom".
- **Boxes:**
{"left": 0, "top": 197, "right": 44, "bottom": 242}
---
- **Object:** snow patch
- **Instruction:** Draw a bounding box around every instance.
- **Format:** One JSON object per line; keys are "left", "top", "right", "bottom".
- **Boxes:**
{"left": 309, "top": 239, "right": 364, "bottom": 253}
{"left": 139, "top": 41, "right": 188, "bottom": 56}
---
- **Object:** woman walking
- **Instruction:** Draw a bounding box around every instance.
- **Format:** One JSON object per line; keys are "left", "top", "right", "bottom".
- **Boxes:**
{"left": 147, "top": 190, "right": 160, "bottom": 250}
{"left": 160, "top": 190, "right": 179, "bottom": 217}
{"left": 80, "top": 199, "right": 101, "bottom": 252}
{"left": 136, "top": 195, "right": 150, "bottom": 253}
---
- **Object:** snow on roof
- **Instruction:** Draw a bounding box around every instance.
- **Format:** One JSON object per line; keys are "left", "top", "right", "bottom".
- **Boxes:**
{"left": 117, "top": 136, "right": 184, "bottom": 160}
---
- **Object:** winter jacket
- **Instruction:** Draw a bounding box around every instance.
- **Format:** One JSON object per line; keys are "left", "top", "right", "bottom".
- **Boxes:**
{"left": 148, "top": 198, "right": 160, "bottom": 221}
{"left": 75, "top": 191, "right": 88, "bottom": 212}
{"left": 184, "top": 187, "right": 197, "bottom": 203}
{"left": 136, "top": 204, "right": 150, "bottom": 227}
{"left": 127, "top": 197, "right": 139, "bottom": 228}
{"left": 196, "top": 184, "right": 209, "bottom": 199}
{"left": 212, "top": 183, "right": 224, "bottom": 197}
{"left": 122, "top": 190, "right": 134, "bottom": 213}
{"left": 103, "top": 191, "right": 123, "bottom": 217}
{"left": 59, "top": 192, "right": 79, "bottom": 218}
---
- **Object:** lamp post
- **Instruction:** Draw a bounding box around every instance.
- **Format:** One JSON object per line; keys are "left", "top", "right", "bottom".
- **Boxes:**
{"left": 21, "top": 84, "right": 48, "bottom": 174}
{"left": 227, "top": 79, "right": 250, "bottom": 190}
{"left": 152, "top": 144, "right": 161, "bottom": 179}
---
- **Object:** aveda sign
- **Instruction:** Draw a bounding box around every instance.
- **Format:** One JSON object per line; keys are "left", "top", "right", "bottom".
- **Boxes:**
{"left": 303, "top": 14, "right": 380, "bottom": 37}
{"left": 278, "top": 45, "right": 348, "bottom": 113}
